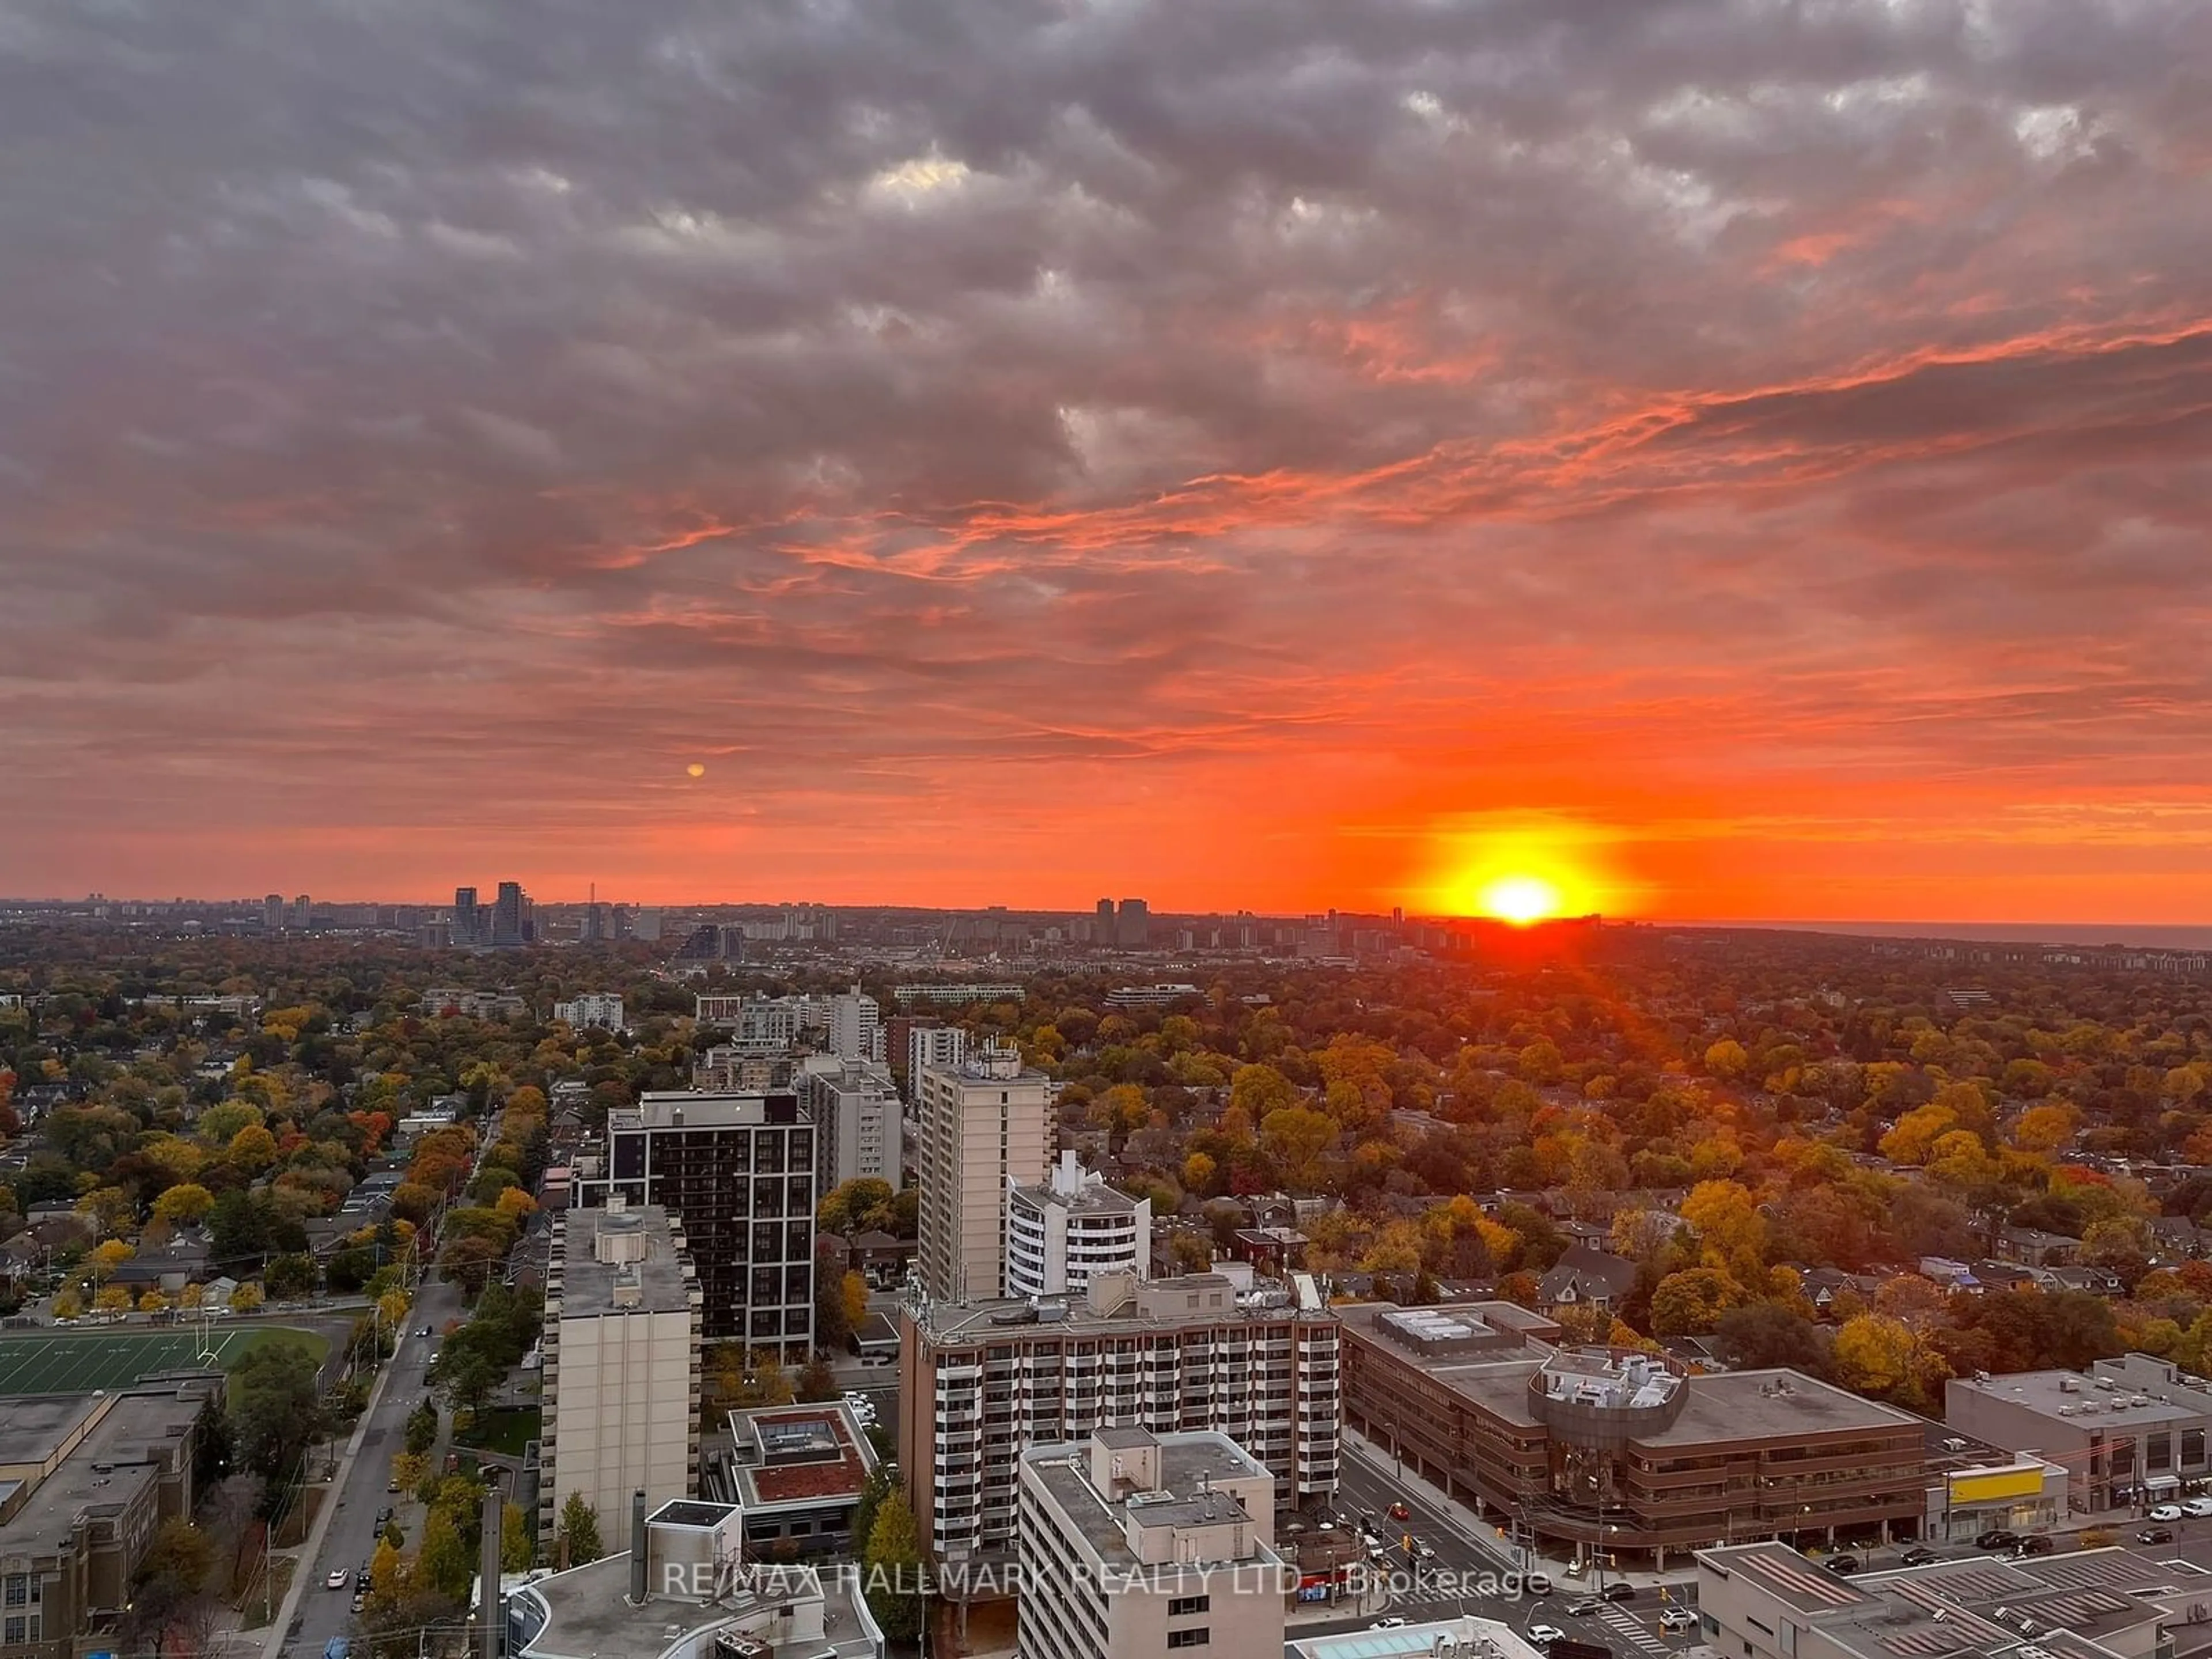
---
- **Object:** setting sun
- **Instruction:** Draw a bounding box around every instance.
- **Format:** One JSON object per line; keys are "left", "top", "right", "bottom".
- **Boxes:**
{"left": 1478, "top": 873, "right": 1562, "bottom": 926}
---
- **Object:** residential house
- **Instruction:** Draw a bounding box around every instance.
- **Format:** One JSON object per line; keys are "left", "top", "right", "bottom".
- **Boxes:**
{"left": 1536, "top": 1243, "right": 1638, "bottom": 1317}
{"left": 1998, "top": 1225, "right": 2082, "bottom": 1267}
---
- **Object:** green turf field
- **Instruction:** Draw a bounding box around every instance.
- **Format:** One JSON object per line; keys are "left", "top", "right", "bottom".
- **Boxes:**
{"left": 0, "top": 1324, "right": 328, "bottom": 1395}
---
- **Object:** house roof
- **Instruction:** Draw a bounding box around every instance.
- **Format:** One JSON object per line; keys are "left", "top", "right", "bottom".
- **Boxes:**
{"left": 1537, "top": 1243, "right": 1638, "bottom": 1302}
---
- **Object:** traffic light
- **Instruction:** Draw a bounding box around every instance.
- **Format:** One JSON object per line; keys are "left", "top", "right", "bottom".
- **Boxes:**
{"left": 1496, "top": 1526, "right": 1507, "bottom": 1539}
{"left": 1402, "top": 1534, "right": 1413, "bottom": 1553}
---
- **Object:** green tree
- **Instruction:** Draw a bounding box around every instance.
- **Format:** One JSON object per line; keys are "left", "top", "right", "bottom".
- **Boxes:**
{"left": 559, "top": 1492, "right": 604, "bottom": 1566}
{"left": 405, "top": 1400, "right": 439, "bottom": 1456}
{"left": 418, "top": 1506, "right": 474, "bottom": 1600}
{"left": 229, "top": 1337, "right": 327, "bottom": 1503}
{"left": 862, "top": 1484, "right": 927, "bottom": 1641}
{"left": 1649, "top": 1268, "right": 1742, "bottom": 1338}
{"left": 850, "top": 1464, "right": 893, "bottom": 1557}
{"left": 819, "top": 1177, "right": 896, "bottom": 1237}
{"left": 501, "top": 1502, "right": 536, "bottom": 1573}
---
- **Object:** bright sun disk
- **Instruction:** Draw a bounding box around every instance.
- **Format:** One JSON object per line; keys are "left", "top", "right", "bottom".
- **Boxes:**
{"left": 1479, "top": 873, "right": 1562, "bottom": 926}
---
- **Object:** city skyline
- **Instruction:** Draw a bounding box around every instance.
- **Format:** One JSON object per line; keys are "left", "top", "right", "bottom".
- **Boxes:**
{"left": 5, "top": 3, "right": 2207, "bottom": 922}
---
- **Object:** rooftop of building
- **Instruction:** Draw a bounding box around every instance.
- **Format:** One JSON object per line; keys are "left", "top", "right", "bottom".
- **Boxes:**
{"left": 620, "top": 1091, "right": 800, "bottom": 1130}
{"left": 0, "top": 1380, "right": 218, "bottom": 1558}
{"left": 514, "top": 1552, "right": 878, "bottom": 1659}
{"left": 1010, "top": 1152, "right": 1142, "bottom": 1217}
{"left": 907, "top": 1270, "right": 1333, "bottom": 1342}
{"left": 1344, "top": 1303, "right": 1916, "bottom": 1442}
{"left": 1705, "top": 1539, "right": 2199, "bottom": 1659}
{"left": 1948, "top": 1365, "right": 2212, "bottom": 1426}
{"left": 1286, "top": 1615, "right": 1546, "bottom": 1659}
{"left": 550, "top": 1203, "right": 697, "bottom": 1317}
{"left": 724, "top": 1402, "right": 877, "bottom": 1510}
{"left": 1022, "top": 1432, "right": 1279, "bottom": 1569}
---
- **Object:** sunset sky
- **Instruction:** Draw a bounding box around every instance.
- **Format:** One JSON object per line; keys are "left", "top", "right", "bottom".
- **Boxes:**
{"left": 3, "top": 1, "right": 2209, "bottom": 919}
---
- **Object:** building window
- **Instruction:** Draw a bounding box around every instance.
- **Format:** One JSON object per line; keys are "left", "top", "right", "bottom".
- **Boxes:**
{"left": 0, "top": 1581, "right": 20, "bottom": 1611}
{"left": 3, "top": 1618, "right": 22, "bottom": 1646}
{"left": 1167, "top": 1630, "right": 1209, "bottom": 1648}
{"left": 2187, "top": 1429, "right": 2206, "bottom": 1467}
{"left": 1168, "top": 1595, "right": 1210, "bottom": 1616}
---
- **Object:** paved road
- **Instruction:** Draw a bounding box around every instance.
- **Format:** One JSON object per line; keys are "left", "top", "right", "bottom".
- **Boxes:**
{"left": 1316, "top": 1441, "right": 1704, "bottom": 1656}
{"left": 279, "top": 1275, "right": 465, "bottom": 1659}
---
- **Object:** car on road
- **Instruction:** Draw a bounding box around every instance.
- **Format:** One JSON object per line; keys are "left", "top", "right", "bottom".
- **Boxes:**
{"left": 1825, "top": 1555, "right": 1860, "bottom": 1575}
{"left": 325, "top": 1570, "right": 350, "bottom": 1590}
{"left": 2013, "top": 1535, "right": 2054, "bottom": 1556}
{"left": 1387, "top": 1501, "right": 1411, "bottom": 1521}
{"left": 1368, "top": 1618, "right": 1407, "bottom": 1630}
{"left": 352, "top": 1591, "right": 367, "bottom": 1613}
{"left": 1564, "top": 1597, "right": 1603, "bottom": 1616}
{"left": 1411, "top": 1539, "right": 1436, "bottom": 1561}
{"left": 416, "top": 1325, "right": 432, "bottom": 1336}
{"left": 1601, "top": 1582, "right": 1635, "bottom": 1602}
{"left": 1525, "top": 1626, "right": 1565, "bottom": 1647}
{"left": 2184, "top": 1497, "right": 2212, "bottom": 1518}
{"left": 356, "top": 1567, "right": 373, "bottom": 1589}
{"left": 376, "top": 1506, "right": 392, "bottom": 1526}
{"left": 1979, "top": 1528, "right": 2025, "bottom": 1547}
{"left": 2149, "top": 1505, "right": 2184, "bottom": 1523}
{"left": 2141, "top": 1527, "right": 2176, "bottom": 1544}
{"left": 1660, "top": 1608, "right": 1698, "bottom": 1633}
{"left": 1899, "top": 1546, "right": 1942, "bottom": 1566}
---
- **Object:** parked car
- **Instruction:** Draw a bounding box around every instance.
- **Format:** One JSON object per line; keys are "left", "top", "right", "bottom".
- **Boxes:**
{"left": 2183, "top": 1497, "right": 2212, "bottom": 1518}
{"left": 1660, "top": 1608, "right": 1698, "bottom": 1633}
{"left": 2013, "top": 1534, "right": 2055, "bottom": 1555}
{"left": 1899, "top": 1546, "right": 1942, "bottom": 1566}
{"left": 2149, "top": 1505, "right": 2184, "bottom": 1523}
{"left": 1565, "top": 1598, "right": 1603, "bottom": 1616}
{"left": 1526, "top": 1626, "right": 1565, "bottom": 1647}
{"left": 2140, "top": 1525, "right": 2176, "bottom": 1543}
{"left": 1825, "top": 1555, "right": 1860, "bottom": 1575}
{"left": 355, "top": 1567, "right": 372, "bottom": 1590}
{"left": 1601, "top": 1582, "right": 1635, "bottom": 1602}
{"left": 1979, "top": 1528, "right": 2025, "bottom": 1547}
{"left": 1368, "top": 1618, "right": 1407, "bottom": 1631}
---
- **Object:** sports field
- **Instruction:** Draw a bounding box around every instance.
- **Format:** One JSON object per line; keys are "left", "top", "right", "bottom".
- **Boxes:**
{"left": 0, "top": 1325, "right": 328, "bottom": 1395}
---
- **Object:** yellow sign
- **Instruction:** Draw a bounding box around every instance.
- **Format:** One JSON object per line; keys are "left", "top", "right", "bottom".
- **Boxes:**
{"left": 1950, "top": 1468, "right": 2043, "bottom": 1503}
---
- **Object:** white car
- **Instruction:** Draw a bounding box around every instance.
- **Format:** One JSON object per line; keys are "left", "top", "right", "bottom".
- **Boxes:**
{"left": 1660, "top": 1608, "right": 1698, "bottom": 1632}
{"left": 2184, "top": 1497, "right": 2212, "bottom": 1518}
{"left": 2151, "top": 1503, "right": 2185, "bottom": 1521}
{"left": 325, "top": 1570, "right": 350, "bottom": 1590}
{"left": 1368, "top": 1618, "right": 1407, "bottom": 1630}
{"left": 1527, "top": 1626, "right": 1565, "bottom": 1646}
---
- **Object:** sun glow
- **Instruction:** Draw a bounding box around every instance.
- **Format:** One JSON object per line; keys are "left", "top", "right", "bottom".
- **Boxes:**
{"left": 1410, "top": 810, "right": 1638, "bottom": 923}
{"left": 1478, "top": 873, "right": 1563, "bottom": 926}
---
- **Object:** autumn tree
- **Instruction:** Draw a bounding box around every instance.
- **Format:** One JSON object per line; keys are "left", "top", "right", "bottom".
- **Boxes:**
{"left": 558, "top": 1492, "right": 603, "bottom": 1566}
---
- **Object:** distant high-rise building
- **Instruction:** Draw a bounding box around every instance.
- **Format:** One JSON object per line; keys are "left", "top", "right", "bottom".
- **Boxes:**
{"left": 611, "top": 904, "right": 632, "bottom": 941}
{"left": 828, "top": 985, "right": 883, "bottom": 1062}
{"left": 288, "top": 893, "right": 312, "bottom": 931}
{"left": 570, "top": 1092, "right": 815, "bottom": 1357}
{"left": 581, "top": 903, "right": 604, "bottom": 945}
{"left": 632, "top": 906, "right": 663, "bottom": 942}
{"left": 262, "top": 893, "right": 284, "bottom": 932}
{"left": 797, "top": 1055, "right": 899, "bottom": 1191}
{"left": 453, "top": 886, "right": 479, "bottom": 945}
{"left": 1115, "top": 897, "right": 1149, "bottom": 949}
{"left": 905, "top": 1022, "right": 967, "bottom": 1099}
{"left": 916, "top": 1039, "right": 1053, "bottom": 1301}
{"left": 493, "top": 880, "right": 527, "bottom": 946}
{"left": 1096, "top": 897, "right": 1115, "bottom": 940}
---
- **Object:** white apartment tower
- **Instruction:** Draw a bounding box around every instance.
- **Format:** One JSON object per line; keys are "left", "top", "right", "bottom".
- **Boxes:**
{"left": 828, "top": 986, "right": 885, "bottom": 1063}
{"left": 916, "top": 1039, "right": 1052, "bottom": 1301}
{"left": 1017, "top": 1427, "right": 1287, "bottom": 1659}
{"left": 1006, "top": 1151, "right": 1152, "bottom": 1300}
{"left": 693, "top": 995, "right": 799, "bottom": 1053}
{"left": 797, "top": 1054, "right": 900, "bottom": 1191}
{"left": 905, "top": 1022, "right": 966, "bottom": 1098}
{"left": 537, "top": 1202, "right": 703, "bottom": 1551}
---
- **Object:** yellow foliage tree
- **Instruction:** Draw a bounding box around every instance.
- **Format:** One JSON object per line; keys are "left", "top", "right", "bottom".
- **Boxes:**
{"left": 89, "top": 1238, "right": 137, "bottom": 1281}
{"left": 230, "top": 1281, "right": 265, "bottom": 1313}
{"left": 94, "top": 1284, "right": 132, "bottom": 1315}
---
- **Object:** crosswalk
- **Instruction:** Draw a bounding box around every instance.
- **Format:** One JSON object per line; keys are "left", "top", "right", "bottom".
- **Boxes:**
{"left": 1597, "top": 1605, "right": 1671, "bottom": 1654}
